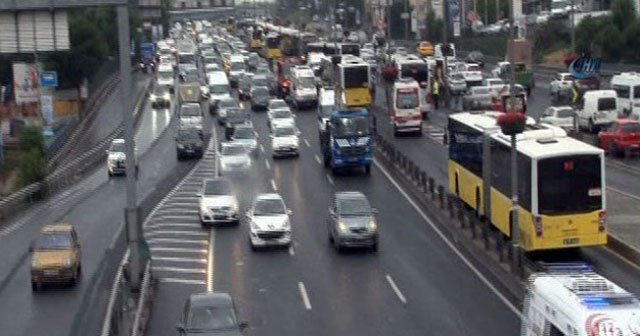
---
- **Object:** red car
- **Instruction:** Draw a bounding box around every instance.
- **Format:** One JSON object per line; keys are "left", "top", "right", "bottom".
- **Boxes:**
{"left": 597, "top": 119, "right": 640, "bottom": 157}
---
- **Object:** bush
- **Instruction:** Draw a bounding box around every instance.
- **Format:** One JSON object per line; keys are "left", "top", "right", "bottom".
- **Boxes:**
{"left": 18, "top": 126, "right": 45, "bottom": 156}
{"left": 18, "top": 148, "right": 46, "bottom": 188}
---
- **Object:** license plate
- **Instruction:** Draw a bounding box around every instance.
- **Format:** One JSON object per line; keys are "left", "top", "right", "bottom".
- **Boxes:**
{"left": 631, "top": 144, "right": 639, "bottom": 148}
{"left": 348, "top": 157, "right": 358, "bottom": 162}
{"left": 185, "top": 149, "right": 193, "bottom": 153}
{"left": 563, "top": 238, "right": 580, "bottom": 245}
{"left": 44, "top": 270, "right": 58, "bottom": 276}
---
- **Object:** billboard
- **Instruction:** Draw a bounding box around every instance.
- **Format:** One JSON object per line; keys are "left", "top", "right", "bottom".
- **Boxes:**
{"left": 13, "top": 63, "right": 40, "bottom": 104}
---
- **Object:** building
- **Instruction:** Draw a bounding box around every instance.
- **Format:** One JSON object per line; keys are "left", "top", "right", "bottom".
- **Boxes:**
{"left": 365, "top": 0, "right": 444, "bottom": 36}
{"left": 173, "top": 0, "right": 235, "bottom": 8}
{"left": 138, "top": 0, "right": 162, "bottom": 22}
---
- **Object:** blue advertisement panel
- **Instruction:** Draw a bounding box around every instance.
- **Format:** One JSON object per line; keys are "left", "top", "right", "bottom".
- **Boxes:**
{"left": 448, "top": 0, "right": 461, "bottom": 23}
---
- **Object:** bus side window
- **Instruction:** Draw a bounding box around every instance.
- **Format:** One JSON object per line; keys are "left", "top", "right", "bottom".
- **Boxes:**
{"left": 549, "top": 323, "right": 566, "bottom": 336}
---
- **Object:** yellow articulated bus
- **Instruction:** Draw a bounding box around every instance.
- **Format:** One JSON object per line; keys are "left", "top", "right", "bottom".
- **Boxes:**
{"left": 250, "top": 28, "right": 264, "bottom": 51}
{"left": 447, "top": 111, "right": 607, "bottom": 251}
{"left": 337, "top": 56, "right": 372, "bottom": 108}
{"left": 262, "top": 32, "right": 282, "bottom": 60}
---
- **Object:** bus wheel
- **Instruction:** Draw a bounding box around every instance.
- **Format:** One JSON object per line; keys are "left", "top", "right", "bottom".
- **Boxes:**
{"left": 475, "top": 188, "right": 481, "bottom": 219}
{"left": 454, "top": 173, "right": 460, "bottom": 196}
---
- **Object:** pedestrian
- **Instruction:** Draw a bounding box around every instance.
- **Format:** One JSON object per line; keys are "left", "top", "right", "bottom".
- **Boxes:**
{"left": 432, "top": 79, "right": 440, "bottom": 110}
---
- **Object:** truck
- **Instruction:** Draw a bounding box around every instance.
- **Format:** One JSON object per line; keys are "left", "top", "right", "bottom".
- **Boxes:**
{"left": 139, "top": 42, "right": 156, "bottom": 73}
{"left": 177, "top": 83, "right": 201, "bottom": 104}
{"left": 499, "top": 39, "right": 535, "bottom": 96}
{"left": 319, "top": 108, "right": 373, "bottom": 175}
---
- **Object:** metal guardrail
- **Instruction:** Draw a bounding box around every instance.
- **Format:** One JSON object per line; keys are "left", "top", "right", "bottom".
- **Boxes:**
{"left": 0, "top": 78, "right": 152, "bottom": 222}
{"left": 131, "top": 262, "right": 153, "bottom": 336}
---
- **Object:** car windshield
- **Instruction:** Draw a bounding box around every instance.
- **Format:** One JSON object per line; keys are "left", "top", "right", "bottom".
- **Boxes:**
{"left": 222, "top": 145, "right": 246, "bottom": 156}
{"left": 178, "top": 130, "right": 200, "bottom": 140}
{"left": 274, "top": 127, "right": 295, "bottom": 137}
{"left": 252, "top": 88, "right": 269, "bottom": 97}
{"left": 219, "top": 99, "right": 237, "bottom": 108}
{"left": 252, "top": 78, "right": 268, "bottom": 87}
{"left": 487, "top": 79, "right": 503, "bottom": 86}
{"left": 273, "top": 110, "right": 292, "bottom": 118}
{"left": 451, "top": 73, "right": 464, "bottom": 80}
{"left": 210, "top": 84, "right": 229, "bottom": 94}
{"left": 204, "top": 180, "right": 232, "bottom": 196}
{"left": 298, "top": 77, "right": 316, "bottom": 89}
{"left": 333, "top": 117, "right": 370, "bottom": 137}
{"left": 153, "top": 88, "right": 167, "bottom": 95}
{"left": 556, "top": 108, "right": 574, "bottom": 118}
{"left": 396, "top": 91, "right": 419, "bottom": 109}
{"left": 110, "top": 142, "right": 125, "bottom": 152}
{"left": 159, "top": 71, "right": 173, "bottom": 80}
{"left": 338, "top": 197, "right": 372, "bottom": 216}
{"left": 473, "top": 88, "right": 490, "bottom": 95}
{"left": 35, "top": 233, "right": 72, "bottom": 249}
{"left": 181, "top": 105, "right": 201, "bottom": 117}
{"left": 622, "top": 123, "right": 640, "bottom": 133}
{"left": 188, "top": 306, "right": 237, "bottom": 330}
{"left": 270, "top": 101, "right": 287, "bottom": 109}
{"left": 230, "top": 62, "right": 244, "bottom": 71}
{"left": 254, "top": 198, "right": 285, "bottom": 215}
{"left": 233, "top": 128, "right": 255, "bottom": 139}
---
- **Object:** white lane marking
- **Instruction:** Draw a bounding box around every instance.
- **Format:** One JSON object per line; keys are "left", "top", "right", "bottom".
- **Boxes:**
{"left": 265, "top": 159, "right": 271, "bottom": 170}
{"left": 289, "top": 245, "right": 295, "bottom": 256}
{"left": 607, "top": 186, "right": 640, "bottom": 201}
{"left": 163, "top": 201, "right": 195, "bottom": 207}
{"left": 154, "top": 214, "right": 196, "bottom": 220}
{"left": 207, "top": 228, "right": 215, "bottom": 292}
{"left": 154, "top": 208, "right": 199, "bottom": 215}
{"left": 314, "top": 155, "right": 321, "bottom": 164}
{"left": 303, "top": 138, "right": 310, "bottom": 147}
{"left": 148, "top": 238, "right": 207, "bottom": 245}
{"left": 271, "top": 178, "right": 278, "bottom": 191}
{"left": 150, "top": 247, "right": 207, "bottom": 253}
{"left": 260, "top": 144, "right": 265, "bottom": 153}
{"left": 298, "top": 281, "right": 312, "bottom": 310}
{"left": 325, "top": 174, "right": 334, "bottom": 185}
{"left": 373, "top": 158, "right": 524, "bottom": 318}
{"left": 152, "top": 223, "right": 201, "bottom": 229}
{"left": 153, "top": 256, "right": 207, "bottom": 263}
{"left": 158, "top": 278, "right": 206, "bottom": 285}
{"left": 385, "top": 274, "right": 407, "bottom": 304}
{"left": 152, "top": 266, "right": 207, "bottom": 274}
{"left": 146, "top": 230, "right": 208, "bottom": 237}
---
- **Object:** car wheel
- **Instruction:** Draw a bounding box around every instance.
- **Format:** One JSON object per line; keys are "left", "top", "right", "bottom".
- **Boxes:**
{"left": 371, "top": 242, "right": 378, "bottom": 252}
{"left": 328, "top": 232, "right": 334, "bottom": 243}
{"left": 31, "top": 281, "right": 40, "bottom": 292}
{"left": 177, "top": 153, "right": 182, "bottom": 161}
{"left": 333, "top": 237, "right": 342, "bottom": 252}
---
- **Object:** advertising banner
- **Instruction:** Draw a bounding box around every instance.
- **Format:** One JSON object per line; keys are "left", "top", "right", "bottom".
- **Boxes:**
{"left": 12, "top": 63, "right": 40, "bottom": 104}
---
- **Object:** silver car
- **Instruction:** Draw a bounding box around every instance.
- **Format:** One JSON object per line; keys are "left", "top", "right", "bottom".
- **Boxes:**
{"left": 327, "top": 192, "right": 378, "bottom": 252}
{"left": 218, "top": 142, "right": 251, "bottom": 175}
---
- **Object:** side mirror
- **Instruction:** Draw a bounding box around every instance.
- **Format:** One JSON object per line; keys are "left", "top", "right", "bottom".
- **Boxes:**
{"left": 105, "top": 150, "right": 110, "bottom": 154}
{"left": 239, "top": 321, "right": 249, "bottom": 330}
{"left": 295, "top": 131, "right": 301, "bottom": 137}
{"left": 176, "top": 323, "right": 186, "bottom": 333}
{"left": 196, "top": 193, "right": 202, "bottom": 197}
{"left": 328, "top": 207, "right": 335, "bottom": 216}
{"left": 29, "top": 241, "right": 35, "bottom": 253}
{"left": 287, "top": 209, "right": 293, "bottom": 216}
{"left": 371, "top": 208, "right": 379, "bottom": 214}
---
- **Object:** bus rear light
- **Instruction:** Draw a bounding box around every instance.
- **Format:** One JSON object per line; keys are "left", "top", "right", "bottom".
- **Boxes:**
{"left": 598, "top": 210, "right": 606, "bottom": 232}
{"left": 534, "top": 216, "right": 543, "bottom": 237}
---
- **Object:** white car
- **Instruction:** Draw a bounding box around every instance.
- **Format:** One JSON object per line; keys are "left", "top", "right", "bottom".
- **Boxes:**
{"left": 268, "top": 108, "right": 295, "bottom": 130}
{"left": 198, "top": 178, "right": 240, "bottom": 226}
{"left": 539, "top": 106, "right": 575, "bottom": 130}
{"left": 179, "top": 103, "right": 203, "bottom": 131}
{"left": 483, "top": 78, "right": 507, "bottom": 97}
{"left": 106, "top": 139, "right": 138, "bottom": 177}
{"left": 247, "top": 193, "right": 292, "bottom": 250}
{"left": 231, "top": 124, "right": 258, "bottom": 156}
{"left": 205, "top": 63, "right": 220, "bottom": 72}
{"left": 271, "top": 125, "right": 300, "bottom": 158}
{"left": 550, "top": 72, "right": 574, "bottom": 95}
{"left": 267, "top": 99, "right": 289, "bottom": 113}
{"left": 218, "top": 142, "right": 252, "bottom": 174}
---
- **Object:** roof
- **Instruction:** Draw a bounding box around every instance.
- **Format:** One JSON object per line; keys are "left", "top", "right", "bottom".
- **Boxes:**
{"left": 335, "top": 191, "right": 366, "bottom": 199}
{"left": 615, "top": 118, "right": 639, "bottom": 124}
{"left": 41, "top": 223, "right": 73, "bottom": 233}
{"left": 256, "top": 193, "right": 283, "bottom": 200}
{"left": 112, "top": 139, "right": 125, "bottom": 144}
{"left": 583, "top": 89, "right": 616, "bottom": 97}
{"left": 189, "top": 292, "right": 232, "bottom": 307}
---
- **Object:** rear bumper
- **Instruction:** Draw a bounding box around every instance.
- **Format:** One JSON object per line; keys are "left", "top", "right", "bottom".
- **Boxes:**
{"left": 332, "top": 155, "right": 372, "bottom": 168}
{"left": 336, "top": 234, "right": 378, "bottom": 248}
{"left": 32, "top": 268, "right": 75, "bottom": 283}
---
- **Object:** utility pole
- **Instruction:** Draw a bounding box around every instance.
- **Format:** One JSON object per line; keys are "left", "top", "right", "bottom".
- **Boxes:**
{"left": 117, "top": 5, "right": 142, "bottom": 290}
{"left": 386, "top": 0, "right": 392, "bottom": 39}
{"left": 404, "top": 0, "right": 409, "bottom": 41}
{"left": 570, "top": 0, "right": 575, "bottom": 52}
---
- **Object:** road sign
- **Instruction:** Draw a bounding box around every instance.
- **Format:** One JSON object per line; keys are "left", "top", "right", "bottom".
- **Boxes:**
{"left": 453, "top": 21, "right": 461, "bottom": 37}
{"left": 40, "top": 71, "right": 58, "bottom": 87}
{"left": 40, "top": 94, "right": 54, "bottom": 125}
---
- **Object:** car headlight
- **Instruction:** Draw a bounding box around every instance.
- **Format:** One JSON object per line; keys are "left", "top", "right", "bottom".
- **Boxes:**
{"left": 250, "top": 220, "right": 259, "bottom": 231}
{"left": 163, "top": 93, "right": 170, "bottom": 100}
{"left": 200, "top": 204, "right": 210, "bottom": 215}
{"left": 149, "top": 94, "right": 157, "bottom": 101}
{"left": 338, "top": 221, "right": 348, "bottom": 233}
{"left": 220, "top": 161, "right": 228, "bottom": 170}
{"left": 231, "top": 201, "right": 239, "bottom": 213}
{"left": 31, "top": 258, "right": 39, "bottom": 269}
{"left": 369, "top": 220, "right": 377, "bottom": 232}
{"left": 64, "top": 258, "right": 72, "bottom": 267}
{"left": 177, "top": 144, "right": 185, "bottom": 149}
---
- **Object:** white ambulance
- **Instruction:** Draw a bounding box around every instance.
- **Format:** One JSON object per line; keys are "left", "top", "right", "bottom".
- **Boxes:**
{"left": 392, "top": 78, "right": 423, "bottom": 135}
{"left": 522, "top": 266, "right": 640, "bottom": 336}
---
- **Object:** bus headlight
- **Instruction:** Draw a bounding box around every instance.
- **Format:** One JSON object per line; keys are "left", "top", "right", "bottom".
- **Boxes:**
{"left": 598, "top": 210, "right": 606, "bottom": 232}
{"left": 534, "top": 216, "right": 543, "bottom": 237}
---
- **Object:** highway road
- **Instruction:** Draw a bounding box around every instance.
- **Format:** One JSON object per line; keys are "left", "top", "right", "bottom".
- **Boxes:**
{"left": 371, "top": 69, "right": 640, "bottom": 299}
{"left": 0, "top": 75, "right": 193, "bottom": 336}
{"left": 145, "top": 94, "right": 522, "bottom": 335}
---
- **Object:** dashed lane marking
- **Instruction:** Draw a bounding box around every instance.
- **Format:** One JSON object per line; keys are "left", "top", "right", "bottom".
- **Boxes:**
{"left": 271, "top": 178, "right": 278, "bottom": 191}
{"left": 314, "top": 155, "right": 321, "bottom": 164}
{"left": 298, "top": 281, "right": 312, "bottom": 310}
{"left": 325, "top": 174, "right": 334, "bottom": 185}
{"left": 385, "top": 274, "right": 407, "bottom": 304}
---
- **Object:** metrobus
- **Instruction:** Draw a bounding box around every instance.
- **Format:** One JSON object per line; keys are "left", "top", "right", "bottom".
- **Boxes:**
{"left": 394, "top": 54, "right": 432, "bottom": 118}
{"left": 262, "top": 32, "right": 282, "bottom": 60}
{"left": 448, "top": 111, "right": 606, "bottom": 251}
{"left": 523, "top": 266, "right": 640, "bottom": 336}
{"left": 250, "top": 28, "right": 264, "bottom": 51}
{"left": 337, "top": 56, "right": 371, "bottom": 108}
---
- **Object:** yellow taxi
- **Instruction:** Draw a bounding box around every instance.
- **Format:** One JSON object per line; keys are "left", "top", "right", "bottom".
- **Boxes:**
{"left": 416, "top": 41, "right": 434, "bottom": 57}
{"left": 30, "top": 223, "right": 82, "bottom": 291}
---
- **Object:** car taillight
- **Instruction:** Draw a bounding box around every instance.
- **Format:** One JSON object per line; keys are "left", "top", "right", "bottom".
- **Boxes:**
{"left": 598, "top": 210, "right": 606, "bottom": 232}
{"left": 534, "top": 215, "right": 543, "bottom": 237}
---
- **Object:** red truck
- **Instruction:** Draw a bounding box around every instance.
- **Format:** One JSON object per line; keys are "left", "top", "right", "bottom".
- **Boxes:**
{"left": 274, "top": 57, "right": 303, "bottom": 98}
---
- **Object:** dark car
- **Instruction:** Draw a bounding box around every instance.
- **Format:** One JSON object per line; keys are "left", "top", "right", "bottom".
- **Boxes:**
{"left": 176, "top": 128, "right": 204, "bottom": 160}
{"left": 327, "top": 191, "right": 379, "bottom": 252}
{"left": 215, "top": 97, "right": 240, "bottom": 122}
{"left": 224, "top": 107, "right": 250, "bottom": 140}
{"left": 465, "top": 50, "right": 485, "bottom": 68}
{"left": 250, "top": 86, "right": 270, "bottom": 111}
{"left": 150, "top": 86, "right": 171, "bottom": 109}
{"left": 176, "top": 292, "right": 247, "bottom": 336}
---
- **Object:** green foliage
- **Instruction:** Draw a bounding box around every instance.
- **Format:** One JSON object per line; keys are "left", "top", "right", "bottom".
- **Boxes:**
{"left": 611, "top": 0, "right": 636, "bottom": 29}
{"left": 534, "top": 20, "right": 569, "bottom": 53}
{"left": 457, "top": 35, "right": 506, "bottom": 56}
{"left": 425, "top": 5, "right": 445, "bottom": 42}
{"left": 17, "top": 127, "right": 46, "bottom": 187}
{"left": 473, "top": 0, "right": 510, "bottom": 24}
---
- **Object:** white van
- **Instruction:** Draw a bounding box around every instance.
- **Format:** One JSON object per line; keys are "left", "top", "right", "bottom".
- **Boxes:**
{"left": 290, "top": 66, "right": 318, "bottom": 110}
{"left": 576, "top": 90, "right": 618, "bottom": 133}
{"left": 207, "top": 71, "right": 231, "bottom": 109}
{"left": 157, "top": 63, "right": 175, "bottom": 93}
{"left": 317, "top": 88, "right": 336, "bottom": 133}
{"left": 392, "top": 78, "right": 423, "bottom": 135}
{"left": 610, "top": 72, "right": 640, "bottom": 116}
{"left": 522, "top": 267, "right": 640, "bottom": 336}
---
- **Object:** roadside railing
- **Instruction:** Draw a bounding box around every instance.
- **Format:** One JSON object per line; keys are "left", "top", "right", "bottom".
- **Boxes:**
{"left": 0, "top": 78, "right": 152, "bottom": 222}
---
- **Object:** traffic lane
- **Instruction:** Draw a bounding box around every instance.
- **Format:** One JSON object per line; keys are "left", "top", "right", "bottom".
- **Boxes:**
{"left": 0, "top": 99, "right": 180, "bottom": 336}
{"left": 212, "top": 102, "right": 319, "bottom": 336}
{"left": 0, "top": 96, "right": 175, "bottom": 291}
{"left": 291, "top": 111, "right": 520, "bottom": 335}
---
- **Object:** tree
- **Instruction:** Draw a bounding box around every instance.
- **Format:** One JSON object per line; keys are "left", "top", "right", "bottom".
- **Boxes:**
{"left": 611, "top": 0, "right": 636, "bottom": 30}
{"left": 425, "top": 5, "right": 445, "bottom": 41}
{"left": 17, "top": 126, "right": 46, "bottom": 188}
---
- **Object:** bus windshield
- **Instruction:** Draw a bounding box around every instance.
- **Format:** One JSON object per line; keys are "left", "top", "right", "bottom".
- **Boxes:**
{"left": 537, "top": 155, "right": 602, "bottom": 215}
{"left": 396, "top": 91, "right": 419, "bottom": 109}
{"left": 266, "top": 36, "right": 279, "bottom": 48}
{"left": 343, "top": 66, "right": 369, "bottom": 89}
{"left": 401, "top": 64, "right": 429, "bottom": 83}
{"left": 333, "top": 117, "right": 370, "bottom": 137}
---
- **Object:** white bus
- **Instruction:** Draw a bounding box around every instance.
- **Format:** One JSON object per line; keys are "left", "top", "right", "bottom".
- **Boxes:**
{"left": 394, "top": 54, "right": 432, "bottom": 118}
{"left": 522, "top": 266, "right": 640, "bottom": 335}
{"left": 392, "top": 78, "right": 422, "bottom": 135}
{"left": 610, "top": 72, "right": 640, "bottom": 117}
{"left": 448, "top": 111, "right": 606, "bottom": 251}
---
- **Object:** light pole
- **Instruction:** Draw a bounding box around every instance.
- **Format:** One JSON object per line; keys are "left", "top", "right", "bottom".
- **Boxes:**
{"left": 570, "top": 0, "right": 576, "bottom": 52}
{"left": 404, "top": 0, "right": 410, "bottom": 41}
